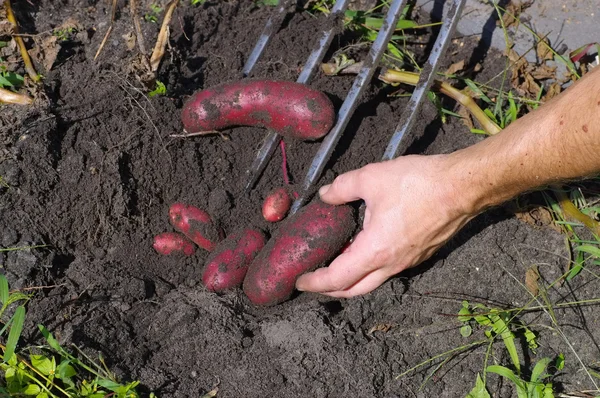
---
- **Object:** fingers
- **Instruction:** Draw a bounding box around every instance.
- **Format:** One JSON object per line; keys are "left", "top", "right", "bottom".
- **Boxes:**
{"left": 296, "top": 233, "right": 374, "bottom": 293}
{"left": 319, "top": 168, "right": 366, "bottom": 205}
{"left": 322, "top": 269, "right": 391, "bottom": 298}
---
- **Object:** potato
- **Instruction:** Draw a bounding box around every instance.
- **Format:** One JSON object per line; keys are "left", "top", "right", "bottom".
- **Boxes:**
{"left": 202, "top": 228, "right": 266, "bottom": 292}
{"left": 153, "top": 232, "right": 195, "bottom": 256}
{"left": 181, "top": 80, "right": 335, "bottom": 141}
{"left": 169, "top": 203, "right": 221, "bottom": 251}
{"left": 243, "top": 201, "right": 355, "bottom": 306}
{"left": 262, "top": 187, "right": 291, "bottom": 222}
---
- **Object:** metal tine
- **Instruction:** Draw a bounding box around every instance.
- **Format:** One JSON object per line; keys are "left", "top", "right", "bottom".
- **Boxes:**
{"left": 242, "top": 0, "right": 296, "bottom": 77}
{"left": 290, "top": 0, "right": 409, "bottom": 214}
{"left": 244, "top": 0, "right": 353, "bottom": 192}
{"left": 382, "top": 0, "right": 466, "bottom": 161}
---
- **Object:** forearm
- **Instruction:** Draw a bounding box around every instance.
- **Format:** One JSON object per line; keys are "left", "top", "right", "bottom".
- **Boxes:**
{"left": 449, "top": 66, "right": 600, "bottom": 214}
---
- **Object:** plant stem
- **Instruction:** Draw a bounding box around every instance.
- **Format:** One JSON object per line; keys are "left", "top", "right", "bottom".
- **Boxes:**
{"left": 4, "top": 0, "right": 39, "bottom": 82}
{"left": 379, "top": 68, "right": 502, "bottom": 135}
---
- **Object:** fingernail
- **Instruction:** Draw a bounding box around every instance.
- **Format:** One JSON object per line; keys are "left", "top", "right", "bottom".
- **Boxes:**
{"left": 318, "top": 184, "right": 331, "bottom": 197}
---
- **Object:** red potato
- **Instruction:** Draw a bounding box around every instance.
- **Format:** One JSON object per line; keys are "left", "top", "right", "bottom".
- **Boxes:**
{"left": 262, "top": 187, "right": 292, "bottom": 222}
{"left": 169, "top": 203, "right": 221, "bottom": 251}
{"left": 153, "top": 232, "right": 195, "bottom": 256}
{"left": 202, "top": 229, "right": 266, "bottom": 292}
{"left": 181, "top": 80, "right": 335, "bottom": 141}
{"left": 243, "top": 201, "right": 356, "bottom": 306}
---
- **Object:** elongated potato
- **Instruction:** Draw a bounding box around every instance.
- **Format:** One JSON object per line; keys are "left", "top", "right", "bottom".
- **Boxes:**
{"left": 181, "top": 80, "right": 335, "bottom": 140}
{"left": 202, "top": 229, "right": 266, "bottom": 292}
{"left": 153, "top": 232, "right": 195, "bottom": 256}
{"left": 243, "top": 201, "right": 355, "bottom": 306}
{"left": 169, "top": 203, "right": 221, "bottom": 251}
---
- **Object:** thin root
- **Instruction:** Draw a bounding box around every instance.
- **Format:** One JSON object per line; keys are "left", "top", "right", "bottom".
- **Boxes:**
{"left": 169, "top": 130, "right": 219, "bottom": 138}
{"left": 4, "top": 0, "right": 39, "bottom": 82}
{"left": 150, "top": 0, "right": 179, "bottom": 72}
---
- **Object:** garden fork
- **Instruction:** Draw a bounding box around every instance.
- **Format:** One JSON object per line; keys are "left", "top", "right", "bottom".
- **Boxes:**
{"left": 241, "top": 0, "right": 466, "bottom": 214}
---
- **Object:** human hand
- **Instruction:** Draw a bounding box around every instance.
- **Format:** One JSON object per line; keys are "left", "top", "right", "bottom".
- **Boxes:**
{"left": 295, "top": 154, "right": 478, "bottom": 298}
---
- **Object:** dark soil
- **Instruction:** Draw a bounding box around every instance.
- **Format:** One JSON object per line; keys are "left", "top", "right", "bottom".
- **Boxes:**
{"left": 1, "top": 1, "right": 599, "bottom": 396}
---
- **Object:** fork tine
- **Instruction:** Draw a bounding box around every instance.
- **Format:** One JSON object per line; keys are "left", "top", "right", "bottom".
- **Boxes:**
{"left": 242, "top": 0, "right": 296, "bottom": 77}
{"left": 382, "top": 0, "right": 466, "bottom": 160}
{"left": 244, "top": 0, "right": 353, "bottom": 192}
{"left": 290, "top": 0, "right": 410, "bottom": 214}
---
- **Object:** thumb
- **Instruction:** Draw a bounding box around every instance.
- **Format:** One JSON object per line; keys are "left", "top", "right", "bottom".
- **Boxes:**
{"left": 319, "top": 168, "right": 364, "bottom": 205}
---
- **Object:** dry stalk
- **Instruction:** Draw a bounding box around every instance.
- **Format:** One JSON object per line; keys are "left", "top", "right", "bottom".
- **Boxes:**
{"left": 378, "top": 68, "right": 502, "bottom": 135}
{"left": 149, "top": 0, "right": 179, "bottom": 72}
{"left": 4, "top": 0, "right": 39, "bottom": 82}
{"left": 552, "top": 185, "right": 600, "bottom": 236}
{"left": 0, "top": 86, "right": 33, "bottom": 105}
{"left": 94, "top": 0, "right": 117, "bottom": 60}
{"left": 130, "top": 0, "right": 147, "bottom": 55}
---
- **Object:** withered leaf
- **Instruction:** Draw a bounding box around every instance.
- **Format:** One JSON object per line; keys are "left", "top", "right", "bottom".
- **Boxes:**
{"left": 536, "top": 38, "right": 554, "bottom": 62}
{"left": 525, "top": 266, "right": 540, "bottom": 296}
{"left": 367, "top": 323, "right": 394, "bottom": 335}
{"left": 530, "top": 64, "right": 557, "bottom": 80}
{"left": 541, "top": 82, "right": 562, "bottom": 102}
{"left": 446, "top": 60, "right": 465, "bottom": 75}
{"left": 30, "top": 35, "right": 61, "bottom": 72}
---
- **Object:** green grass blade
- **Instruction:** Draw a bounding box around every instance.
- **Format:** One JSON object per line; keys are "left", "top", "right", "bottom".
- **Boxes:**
{"left": 531, "top": 357, "right": 551, "bottom": 382}
{"left": 575, "top": 245, "right": 600, "bottom": 258}
{"left": 38, "top": 325, "right": 63, "bottom": 352}
{"left": 0, "top": 274, "right": 9, "bottom": 307}
{"left": 486, "top": 365, "right": 527, "bottom": 398}
{"left": 4, "top": 306, "right": 25, "bottom": 362}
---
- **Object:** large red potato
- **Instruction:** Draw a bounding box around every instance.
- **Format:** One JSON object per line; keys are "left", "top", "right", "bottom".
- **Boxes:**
{"left": 169, "top": 203, "right": 221, "bottom": 251}
{"left": 202, "top": 229, "right": 266, "bottom": 292}
{"left": 181, "top": 80, "right": 335, "bottom": 140}
{"left": 243, "top": 201, "right": 356, "bottom": 306}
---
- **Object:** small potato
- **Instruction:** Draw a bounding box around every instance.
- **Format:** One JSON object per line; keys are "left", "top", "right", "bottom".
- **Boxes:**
{"left": 169, "top": 203, "right": 221, "bottom": 251}
{"left": 153, "top": 232, "right": 195, "bottom": 256}
{"left": 262, "top": 187, "right": 291, "bottom": 222}
{"left": 202, "top": 229, "right": 266, "bottom": 292}
{"left": 181, "top": 80, "right": 335, "bottom": 141}
{"left": 243, "top": 200, "right": 356, "bottom": 306}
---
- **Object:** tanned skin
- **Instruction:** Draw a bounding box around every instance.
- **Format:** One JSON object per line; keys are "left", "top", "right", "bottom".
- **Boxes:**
{"left": 296, "top": 66, "right": 600, "bottom": 298}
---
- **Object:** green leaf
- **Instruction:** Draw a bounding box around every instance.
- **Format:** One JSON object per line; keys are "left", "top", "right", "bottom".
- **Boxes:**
{"left": 38, "top": 325, "right": 62, "bottom": 352}
{"left": 57, "top": 360, "right": 77, "bottom": 379}
{"left": 0, "top": 75, "right": 14, "bottom": 88}
{"left": 96, "top": 378, "right": 123, "bottom": 391}
{"left": 36, "top": 392, "right": 49, "bottom": 398}
{"left": 30, "top": 355, "right": 53, "bottom": 376}
{"left": 4, "top": 306, "right": 25, "bottom": 363}
{"left": 531, "top": 357, "right": 551, "bottom": 382}
{"left": 0, "top": 274, "right": 8, "bottom": 307}
{"left": 524, "top": 328, "right": 538, "bottom": 351}
{"left": 148, "top": 81, "right": 166, "bottom": 97}
{"left": 460, "top": 324, "right": 472, "bottom": 337}
{"left": 575, "top": 244, "right": 600, "bottom": 258}
{"left": 22, "top": 384, "right": 41, "bottom": 395}
{"left": 466, "top": 373, "right": 491, "bottom": 398}
{"left": 566, "top": 251, "right": 585, "bottom": 281}
{"left": 490, "top": 312, "right": 520, "bottom": 372}
{"left": 554, "top": 353, "right": 565, "bottom": 371}
{"left": 464, "top": 79, "right": 493, "bottom": 105}
{"left": 486, "top": 365, "right": 528, "bottom": 398}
